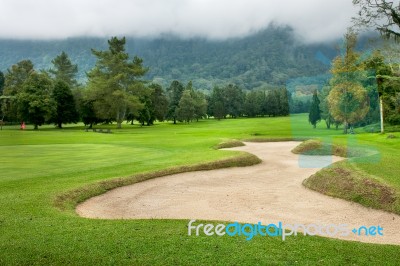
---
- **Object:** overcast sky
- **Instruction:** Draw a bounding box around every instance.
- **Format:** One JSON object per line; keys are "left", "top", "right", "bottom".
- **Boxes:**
{"left": 0, "top": 0, "right": 357, "bottom": 42}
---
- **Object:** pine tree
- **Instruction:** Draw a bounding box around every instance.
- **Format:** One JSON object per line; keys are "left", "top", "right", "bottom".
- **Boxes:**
{"left": 166, "top": 80, "right": 184, "bottom": 124}
{"left": 309, "top": 90, "right": 321, "bottom": 128}
{"left": 49, "top": 52, "right": 78, "bottom": 87}
{"left": 86, "top": 37, "right": 147, "bottom": 128}
{"left": 177, "top": 90, "right": 195, "bottom": 123}
{"left": 50, "top": 80, "right": 79, "bottom": 128}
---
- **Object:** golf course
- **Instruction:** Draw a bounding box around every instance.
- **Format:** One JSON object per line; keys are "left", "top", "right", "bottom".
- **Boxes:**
{"left": 1, "top": 114, "right": 400, "bottom": 265}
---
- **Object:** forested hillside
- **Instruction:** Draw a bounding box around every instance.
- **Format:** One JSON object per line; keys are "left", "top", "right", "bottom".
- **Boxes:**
{"left": 0, "top": 26, "right": 337, "bottom": 90}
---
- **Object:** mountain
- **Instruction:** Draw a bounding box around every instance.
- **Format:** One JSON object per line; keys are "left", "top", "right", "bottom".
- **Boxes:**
{"left": 0, "top": 25, "right": 338, "bottom": 90}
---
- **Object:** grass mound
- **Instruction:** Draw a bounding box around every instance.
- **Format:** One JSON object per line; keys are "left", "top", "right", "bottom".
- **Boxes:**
{"left": 55, "top": 152, "right": 261, "bottom": 212}
{"left": 303, "top": 164, "right": 400, "bottom": 214}
{"left": 214, "top": 140, "right": 245, "bottom": 149}
{"left": 243, "top": 137, "right": 301, "bottom": 142}
{"left": 291, "top": 139, "right": 368, "bottom": 157}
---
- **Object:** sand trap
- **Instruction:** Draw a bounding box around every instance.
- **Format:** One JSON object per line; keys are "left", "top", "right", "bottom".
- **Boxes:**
{"left": 77, "top": 141, "right": 400, "bottom": 245}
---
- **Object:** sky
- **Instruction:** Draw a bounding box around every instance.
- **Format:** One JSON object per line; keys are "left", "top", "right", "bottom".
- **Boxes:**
{"left": 0, "top": 0, "right": 358, "bottom": 42}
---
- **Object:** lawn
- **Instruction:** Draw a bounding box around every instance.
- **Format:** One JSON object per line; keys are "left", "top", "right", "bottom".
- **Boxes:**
{"left": 1, "top": 114, "right": 399, "bottom": 265}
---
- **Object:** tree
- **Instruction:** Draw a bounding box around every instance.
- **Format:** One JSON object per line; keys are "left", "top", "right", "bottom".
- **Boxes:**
{"left": 149, "top": 83, "right": 169, "bottom": 122}
{"left": 244, "top": 90, "right": 262, "bottom": 117}
{"left": 176, "top": 90, "right": 195, "bottom": 123}
{"left": 166, "top": 80, "right": 184, "bottom": 124}
{"left": 328, "top": 30, "right": 369, "bottom": 133}
{"left": 50, "top": 80, "right": 79, "bottom": 128}
{"left": 77, "top": 94, "right": 99, "bottom": 129}
{"left": 191, "top": 90, "right": 207, "bottom": 121}
{"left": 208, "top": 86, "right": 226, "bottom": 119}
{"left": 0, "top": 70, "right": 4, "bottom": 94}
{"left": 136, "top": 83, "right": 168, "bottom": 126}
{"left": 86, "top": 37, "right": 147, "bottom": 128}
{"left": 265, "top": 89, "right": 279, "bottom": 117}
{"left": 278, "top": 88, "right": 290, "bottom": 116}
{"left": 17, "top": 72, "right": 55, "bottom": 129}
{"left": 353, "top": 0, "right": 400, "bottom": 40}
{"left": 309, "top": 90, "right": 321, "bottom": 128}
{"left": 223, "top": 84, "right": 244, "bottom": 118}
{"left": 320, "top": 86, "right": 332, "bottom": 129}
{"left": 49, "top": 52, "right": 78, "bottom": 87}
{"left": 2, "top": 60, "right": 34, "bottom": 122}
{"left": 364, "top": 50, "right": 393, "bottom": 132}
{"left": 327, "top": 82, "right": 370, "bottom": 133}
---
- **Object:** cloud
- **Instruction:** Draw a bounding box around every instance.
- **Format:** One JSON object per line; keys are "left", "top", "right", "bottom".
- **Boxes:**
{"left": 0, "top": 0, "right": 357, "bottom": 42}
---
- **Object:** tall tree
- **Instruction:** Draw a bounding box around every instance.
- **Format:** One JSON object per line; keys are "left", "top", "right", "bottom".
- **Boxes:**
{"left": 328, "top": 30, "right": 369, "bottom": 133}
{"left": 166, "top": 80, "right": 184, "bottom": 124}
{"left": 149, "top": 83, "right": 169, "bottom": 122}
{"left": 0, "top": 70, "right": 4, "bottom": 94}
{"left": 2, "top": 60, "right": 34, "bottom": 122}
{"left": 50, "top": 80, "right": 79, "bottom": 128}
{"left": 244, "top": 90, "right": 262, "bottom": 117}
{"left": 208, "top": 86, "right": 226, "bottom": 119}
{"left": 49, "top": 52, "right": 78, "bottom": 87}
{"left": 223, "top": 84, "right": 244, "bottom": 118}
{"left": 309, "top": 90, "right": 321, "bottom": 128}
{"left": 320, "top": 86, "right": 335, "bottom": 129}
{"left": 86, "top": 37, "right": 147, "bottom": 128}
{"left": 17, "top": 72, "right": 55, "bottom": 129}
{"left": 278, "top": 88, "right": 290, "bottom": 116}
{"left": 177, "top": 90, "right": 195, "bottom": 123}
{"left": 265, "top": 89, "right": 280, "bottom": 117}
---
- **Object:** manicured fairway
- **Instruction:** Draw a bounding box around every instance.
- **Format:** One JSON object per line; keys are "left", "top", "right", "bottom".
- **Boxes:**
{"left": 1, "top": 114, "right": 400, "bottom": 265}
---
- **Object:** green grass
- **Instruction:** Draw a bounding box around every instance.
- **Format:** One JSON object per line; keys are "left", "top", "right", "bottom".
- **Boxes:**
{"left": 1, "top": 114, "right": 400, "bottom": 265}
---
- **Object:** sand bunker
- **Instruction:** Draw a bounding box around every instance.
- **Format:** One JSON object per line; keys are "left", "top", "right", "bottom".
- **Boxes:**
{"left": 77, "top": 141, "right": 400, "bottom": 245}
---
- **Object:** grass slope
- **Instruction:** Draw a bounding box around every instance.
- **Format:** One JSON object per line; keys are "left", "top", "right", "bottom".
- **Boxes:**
{"left": 296, "top": 135, "right": 400, "bottom": 215}
{"left": 1, "top": 114, "right": 400, "bottom": 265}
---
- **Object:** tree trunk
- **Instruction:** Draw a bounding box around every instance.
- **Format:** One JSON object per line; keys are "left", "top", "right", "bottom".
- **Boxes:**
{"left": 173, "top": 117, "right": 176, "bottom": 124}
{"left": 117, "top": 121, "right": 122, "bottom": 129}
{"left": 58, "top": 122, "right": 62, "bottom": 129}
{"left": 343, "top": 122, "right": 348, "bottom": 134}
{"left": 379, "top": 96, "right": 384, "bottom": 134}
{"left": 34, "top": 124, "right": 38, "bottom": 130}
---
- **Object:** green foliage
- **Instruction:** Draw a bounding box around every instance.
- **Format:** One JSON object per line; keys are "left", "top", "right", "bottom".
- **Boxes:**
{"left": 50, "top": 80, "right": 79, "bottom": 128}
{"left": 149, "top": 83, "right": 169, "bottom": 122}
{"left": 0, "top": 70, "right": 4, "bottom": 94}
{"left": 136, "top": 83, "right": 169, "bottom": 126}
{"left": 208, "top": 86, "right": 226, "bottom": 119}
{"left": 86, "top": 37, "right": 147, "bottom": 128}
{"left": 223, "top": 84, "right": 245, "bottom": 118}
{"left": 49, "top": 51, "right": 78, "bottom": 87}
{"left": 308, "top": 90, "right": 321, "bottom": 128}
{"left": 0, "top": 27, "right": 334, "bottom": 89}
{"left": 2, "top": 60, "right": 35, "bottom": 122}
{"left": 16, "top": 71, "right": 55, "bottom": 129}
{"left": 243, "top": 90, "right": 264, "bottom": 117}
{"left": 166, "top": 80, "right": 185, "bottom": 124}
{"left": 328, "top": 30, "right": 369, "bottom": 133}
{"left": 176, "top": 90, "right": 195, "bottom": 123}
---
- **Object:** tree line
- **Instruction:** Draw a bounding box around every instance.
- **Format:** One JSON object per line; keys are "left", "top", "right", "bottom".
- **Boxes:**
{"left": 0, "top": 37, "right": 290, "bottom": 129}
{"left": 308, "top": 29, "right": 400, "bottom": 133}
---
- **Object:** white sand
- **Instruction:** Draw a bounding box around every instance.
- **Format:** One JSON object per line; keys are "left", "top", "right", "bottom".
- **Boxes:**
{"left": 77, "top": 141, "right": 400, "bottom": 245}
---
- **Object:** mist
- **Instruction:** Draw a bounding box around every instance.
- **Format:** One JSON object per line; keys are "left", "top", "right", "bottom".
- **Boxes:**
{"left": 0, "top": 0, "right": 357, "bottom": 42}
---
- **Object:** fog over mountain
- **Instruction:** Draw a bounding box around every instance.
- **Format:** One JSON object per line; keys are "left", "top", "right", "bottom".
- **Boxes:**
{"left": 0, "top": 0, "right": 356, "bottom": 43}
